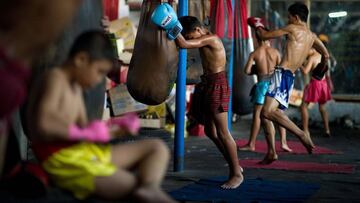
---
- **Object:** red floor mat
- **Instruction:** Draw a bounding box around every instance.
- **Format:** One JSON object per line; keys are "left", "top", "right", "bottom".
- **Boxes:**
{"left": 239, "top": 159, "right": 355, "bottom": 174}
{"left": 236, "top": 139, "right": 341, "bottom": 154}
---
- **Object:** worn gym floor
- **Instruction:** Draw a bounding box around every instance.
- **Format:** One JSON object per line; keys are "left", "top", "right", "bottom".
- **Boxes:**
{"left": 0, "top": 112, "right": 359, "bottom": 203}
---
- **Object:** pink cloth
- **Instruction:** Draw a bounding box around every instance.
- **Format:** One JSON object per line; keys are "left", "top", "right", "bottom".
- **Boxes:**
{"left": 68, "top": 121, "right": 111, "bottom": 143}
{"left": 235, "top": 139, "right": 341, "bottom": 155}
{"left": 239, "top": 159, "right": 355, "bottom": 174}
{"left": 303, "top": 78, "right": 332, "bottom": 104}
{"left": 0, "top": 48, "right": 30, "bottom": 120}
{"left": 107, "top": 113, "right": 140, "bottom": 135}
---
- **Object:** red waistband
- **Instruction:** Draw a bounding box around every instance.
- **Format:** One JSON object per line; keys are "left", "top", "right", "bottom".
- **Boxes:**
{"left": 31, "top": 141, "right": 76, "bottom": 162}
{"left": 201, "top": 71, "right": 227, "bottom": 81}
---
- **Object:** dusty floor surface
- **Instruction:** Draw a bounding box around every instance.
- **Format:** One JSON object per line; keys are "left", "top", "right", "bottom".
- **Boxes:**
{"left": 0, "top": 114, "right": 359, "bottom": 203}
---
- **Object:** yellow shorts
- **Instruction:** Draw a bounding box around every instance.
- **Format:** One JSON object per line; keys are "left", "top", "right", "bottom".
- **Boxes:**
{"left": 42, "top": 142, "right": 116, "bottom": 199}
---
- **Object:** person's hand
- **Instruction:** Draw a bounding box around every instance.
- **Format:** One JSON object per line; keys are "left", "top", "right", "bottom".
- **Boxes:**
{"left": 151, "top": 3, "right": 183, "bottom": 40}
{"left": 107, "top": 113, "right": 140, "bottom": 136}
{"left": 101, "top": 15, "right": 111, "bottom": 33}
{"left": 326, "top": 75, "right": 334, "bottom": 92}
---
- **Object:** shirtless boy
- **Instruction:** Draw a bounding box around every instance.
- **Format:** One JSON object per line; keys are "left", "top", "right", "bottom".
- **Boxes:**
{"left": 26, "top": 31, "right": 176, "bottom": 203}
{"left": 151, "top": 9, "right": 243, "bottom": 188}
{"left": 248, "top": 2, "right": 329, "bottom": 164}
{"left": 175, "top": 16, "right": 243, "bottom": 189}
{"left": 239, "top": 30, "right": 292, "bottom": 153}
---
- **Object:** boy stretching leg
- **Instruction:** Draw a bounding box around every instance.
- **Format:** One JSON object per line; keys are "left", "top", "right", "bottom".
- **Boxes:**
{"left": 248, "top": 2, "right": 329, "bottom": 164}
{"left": 239, "top": 30, "right": 292, "bottom": 153}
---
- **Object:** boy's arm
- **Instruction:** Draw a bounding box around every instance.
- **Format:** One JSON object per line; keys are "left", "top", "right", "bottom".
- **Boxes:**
{"left": 37, "top": 73, "right": 113, "bottom": 143}
{"left": 326, "top": 70, "right": 334, "bottom": 92}
{"left": 275, "top": 49, "right": 282, "bottom": 65}
{"left": 257, "top": 26, "right": 290, "bottom": 41}
{"left": 101, "top": 15, "right": 110, "bottom": 33}
{"left": 244, "top": 52, "right": 255, "bottom": 75}
{"left": 175, "top": 34, "right": 217, "bottom": 49}
{"left": 37, "top": 73, "right": 74, "bottom": 141}
{"left": 312, "top": 35, "right": 329, "bottom": 59}
{"left": 78, "top": 94, "right": 88, "bottom": 127}
{"left": 301, "top": 56, "right": 315, "bottom": 74}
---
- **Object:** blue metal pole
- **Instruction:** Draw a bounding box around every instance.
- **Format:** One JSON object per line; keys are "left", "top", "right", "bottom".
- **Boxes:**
{"left": 174, "top": 0, "right": 187, "bottom": 172}
{"left": 227, "top": 0, "right": 235, "bottom": 130}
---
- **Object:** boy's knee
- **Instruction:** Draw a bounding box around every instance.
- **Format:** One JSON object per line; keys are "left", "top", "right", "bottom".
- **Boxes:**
{"left": 151, "top": 139, "right": 170, "bottom": 158}
{"left": 319, "top": 104, "right": 326, "bottom": 112}
{"left": 261, "top": 108, "right": 271, "bottom": 120}
{"left": 300, "top": 103, "right": 307, "bottom": 111}
{"left": 216, "top": 127, "right": 230, "bottom": 140}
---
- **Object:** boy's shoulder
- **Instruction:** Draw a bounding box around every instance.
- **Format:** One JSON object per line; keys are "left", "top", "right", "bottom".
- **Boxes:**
{"left": 47, "top": 67, "right": 64, "bottom": 77}
{"left": 253, "top": 45, "right": 266, "bottom": 54}
{"left": 266, "top": 46, "right": 279, "bottom": 54}
{"left": 43, "top": 67, "right": 67, "bottom": 85}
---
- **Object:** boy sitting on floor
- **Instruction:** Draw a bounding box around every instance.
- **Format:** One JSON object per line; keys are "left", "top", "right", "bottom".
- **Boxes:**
{"left": 26, "top": 31, "right": 176, "bottom": 203}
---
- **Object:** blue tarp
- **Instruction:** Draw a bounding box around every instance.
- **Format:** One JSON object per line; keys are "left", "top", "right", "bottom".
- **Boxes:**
{"left": 170, "top": 177, "right": 320, "bottom": 203}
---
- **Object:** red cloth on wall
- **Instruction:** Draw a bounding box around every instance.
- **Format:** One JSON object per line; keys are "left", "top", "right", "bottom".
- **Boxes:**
{"left": 103, "top": 0, "right": 119, "bottom": 21}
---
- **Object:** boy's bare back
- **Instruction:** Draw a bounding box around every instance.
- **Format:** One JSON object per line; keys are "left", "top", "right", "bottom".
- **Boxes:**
{"left": 279, "top": 24, "right": 316, "bottom": 71}
{"left": 252, "top": 44, "right": 280, "bottom": 76}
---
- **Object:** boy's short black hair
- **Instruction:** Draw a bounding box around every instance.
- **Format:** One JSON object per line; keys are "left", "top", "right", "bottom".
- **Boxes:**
{"left": 178, "top": 16, "right": 202, "bottom": 35}
{"left": 288, "top": 2, "right": 309, "bottom": 22}
{"left": 69, "top": 30, "right": 116, "bottom": 62}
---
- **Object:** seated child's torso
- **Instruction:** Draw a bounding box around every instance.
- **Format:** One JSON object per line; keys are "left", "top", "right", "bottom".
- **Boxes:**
{"left": 27, "top": 68, "right": 85, "bottom": 147}
{"left": 28, "top": 68, "right": 85, "bottom": 139}
{"left": 28, "top": 68, "right": 85, "bottom": 161}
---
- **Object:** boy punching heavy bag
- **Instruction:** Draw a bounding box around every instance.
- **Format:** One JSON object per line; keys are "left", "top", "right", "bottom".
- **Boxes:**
{"left": 127, "top": 0, "right": 178, "bottom": 105}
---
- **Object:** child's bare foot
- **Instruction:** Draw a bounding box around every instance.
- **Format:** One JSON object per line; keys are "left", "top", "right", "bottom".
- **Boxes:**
{"left": 259, "top": 153, "right": 278, "bottom": 165}
{"left": 300, "top": 132, "right": 315, "bottom": 154}
{"left": 133, "top": 186, "right": 178, "bottom": 203}
{"left": 281, "top": 144, "right": 292, "bottom": 152}
{"left": 221, "top": 173, "right": 244, "bottom": 189}
{"left": 324, "top": 131, "right": 331, "bottom": 137}
{"left": 237, "top": 144, "right": 255, "bottom": 152}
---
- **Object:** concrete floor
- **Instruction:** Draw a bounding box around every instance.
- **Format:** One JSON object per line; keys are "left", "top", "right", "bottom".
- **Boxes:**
{"left": 0, "top": 112, "right": 359, "bottom": 202}
{"left": 164, "top": 115, "right": 360, "bottom": 203}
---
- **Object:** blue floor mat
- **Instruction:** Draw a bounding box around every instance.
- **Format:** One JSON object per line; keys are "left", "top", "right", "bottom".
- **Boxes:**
{"left": 170, "top": 177, "right": 320, "bottom": 203}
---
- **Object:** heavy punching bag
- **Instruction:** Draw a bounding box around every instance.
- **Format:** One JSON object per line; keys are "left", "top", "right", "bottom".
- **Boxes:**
{"left": 232, "top": 0, "right": 256, "bottom": 115}
{"left": 127, "top": 0, "right": 178, "bottom": 105}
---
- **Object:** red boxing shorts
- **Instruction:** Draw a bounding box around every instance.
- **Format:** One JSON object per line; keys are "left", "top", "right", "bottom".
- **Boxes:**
{"left": 202, "top": 71, "right": 230, "bottom": 113}
{"left": 188, "top": 71, "right": 230, "bottom": 124}
{"left": 304, "top": 78, "right": 332, "bottom": 104}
